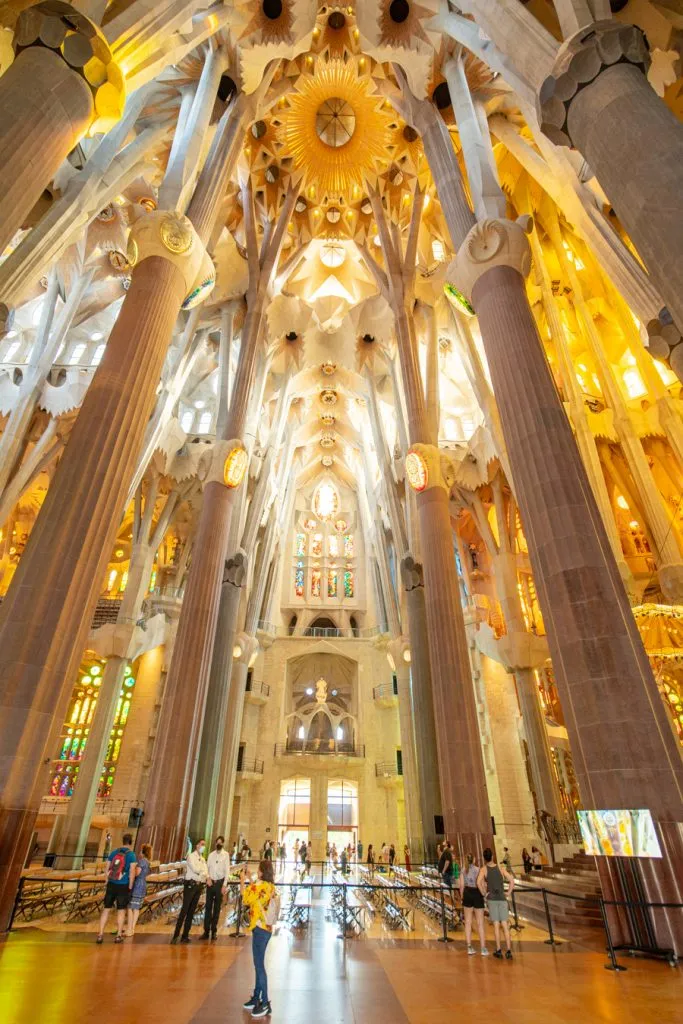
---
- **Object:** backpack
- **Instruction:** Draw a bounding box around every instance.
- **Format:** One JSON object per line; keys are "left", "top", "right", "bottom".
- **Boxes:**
{"left": 108, "top": 849, "right": 127, "bottom": 882}
{"left": 264, "top": 889, "right": 281, "bottom": 928}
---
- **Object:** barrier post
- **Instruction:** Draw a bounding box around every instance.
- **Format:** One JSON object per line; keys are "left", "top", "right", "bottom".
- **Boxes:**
{"left": 542, "top": 888, "right": 561, "bottom": 946}
{"left": 510, "top": 889, "right": 524, "bottom": 932}
{"left": 599, "top": 898, "right": 626, "bottom": 972}
{"left": 230, "top": 892, "right": 246, "bottom": 938}
{"left": 438, "top": 886, "right": 454, "bottom": 943}
{"left": 338, "top": 882, "right": 347, "bottom": 940}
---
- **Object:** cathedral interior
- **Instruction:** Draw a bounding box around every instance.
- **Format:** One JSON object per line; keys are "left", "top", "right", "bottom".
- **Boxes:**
{"left": 0, "top": 0, "right": 682, "bottom": 1020}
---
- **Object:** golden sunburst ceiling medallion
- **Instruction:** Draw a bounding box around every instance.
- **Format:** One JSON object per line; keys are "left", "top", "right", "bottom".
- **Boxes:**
{"left": 277, "top": 59, "right": 394, "bottom": 196}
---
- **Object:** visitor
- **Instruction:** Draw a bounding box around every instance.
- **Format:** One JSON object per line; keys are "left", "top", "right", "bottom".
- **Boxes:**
{"left": 531, "top": 846, "right": 542, "bottom": 871}
{"left": 380, "top": 841, "right": 389, "bottom": 866}
{"left": 263, "top": 840, "right": 273, "bottom": 861}
{"left": 404, "top": 844, "right": 411, "bottom": 873}
{"left": 340, "top": 847, "right": 348, "bottom": 875}
{"left": 389, "top": 844, "right": 396, "bottom": 870}
{"left": 366, "top": 844, "right": 375, "bottom": 876}
{"left": 460, "top": 855, "right": 487, "bottom": 956}
{"left": 502, "top": 847, "right": 512, "bottom": 873}
{"left": 231, "top": 841, "right": 238, "bottom": 864}
{"left": 96, "top": 832, "right": 137, "bottom": 944}
{"left": 438, "top": 841, "right": 454, "bottom": 889}
{"left": 477, "top": 848, "right": 515, "bottom": 960}
{"left": 171, "top": 838, "right": 208, "bottom": 944}
{"left": 522, "top": 848, "right": 532, "bottom": 874}
{"left": 306, "top": 841, "right": 312, "bottom": 874}
{"left": 126, "top": 842, "right": 152, "bottom": 939}
{"left": 201, "top": 835, "right": 230, "bottom": 941}
{"left": 298, "top": 840, "right": 307, "bottom": 867}
{"left": 103, "top": 831, "right": 112, "bottom": 859}
{"left": 241, "top": 859, "right": 279, "bottom": 1019}
{"left": 240, "top": 841, "right": 252, "bottom": 863}
{"left": 357, "top": 840, "right": 363, "bottom": 862}
{"left": 326, "top": 841, "right": 331, "bottom": 859}
{"left": 279, "top": 843, "right": 286, "bottom": 870}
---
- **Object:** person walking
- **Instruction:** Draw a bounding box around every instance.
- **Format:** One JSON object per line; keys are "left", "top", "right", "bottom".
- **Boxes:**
{"left": 366, "top": 844, "right": 375, "bottom": 876}
{"left": 531, "top": 846, "right": 543, "bottom": 871}
{"left": 201, "top": 836, "right": 230, "bottom": 941}
{"left": 478, "top": 848, "right": 515, "bottom": 960}
{"left": 357, "top": 840, "right": 363, "bottom": 862}
{"left": 389, "top": 844, "right": 396, "bottom": 871}
{"left": 522, "top": 848, "right": 532, "bottom": 874}
{"left": 403, "top": 845, "right": 411, "bottom": 873}
{"left": 96, "top": 833, "right": 137, "bottom": 944}
{"left": 126, "top": 843, "right": 152, "bottom": 939}
{"left": 103, "top": 831, "right": 112, "bottom": 859}
{"left": 241, "top": 860, "right": 279, "bottom": 1019}
{"left": 460, "top": 855, "right": 487, "bottom": 956}
{"left": 279, "top": 842, "right": 286, "bottom": 871}
{"left": 171, "top": 839, "right": 208, "bottom": 944}
{"left": 502, "top": 847, "right": 513, "bottom": 873}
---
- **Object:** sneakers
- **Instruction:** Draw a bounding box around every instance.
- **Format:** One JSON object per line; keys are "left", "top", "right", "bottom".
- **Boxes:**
{"left": 493, "top": 949, "right": 503, "bottom": 959}
{"left": 251, "top": 1002, "right": 272, "bottom": 1018}
{"left": 506, "top": 949, "right": 513, "bottom": 960}
{"left": 480, "top": 947, "right": 489, "bottom": 956}
{"left": 95, "top": 935, "right": 103, "bottom": 944}
{"left": 180, "top": 936, "right": 191, "bottom": 944}
{"left": 199, "top": 933, "right": 210, "bottom": 941}
{"left": 467, "top": 945, "right": 476, "bottom": 956}
{"left": 243, "top": 997, "right": 257, "bottom": 1011}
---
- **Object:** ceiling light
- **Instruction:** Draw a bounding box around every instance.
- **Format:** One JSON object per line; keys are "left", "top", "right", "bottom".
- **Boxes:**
{"left": 305, "top": 687, "right": 314, "bottom": 695}
{"left": 194, "top": 399, "right": 205, "bottom": 409}
{"left": 90, "top": 332, "right": 103, "bottom": 341}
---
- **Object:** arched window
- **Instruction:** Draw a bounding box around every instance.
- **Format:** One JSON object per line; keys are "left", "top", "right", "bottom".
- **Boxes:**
{"left": 313, "top": 481, "right": 339, "bottom": 520}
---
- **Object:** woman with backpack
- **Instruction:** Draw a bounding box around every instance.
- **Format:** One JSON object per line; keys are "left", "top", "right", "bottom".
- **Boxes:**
{"left": 241, "top": 859, "right": 279, "bottom": 1019}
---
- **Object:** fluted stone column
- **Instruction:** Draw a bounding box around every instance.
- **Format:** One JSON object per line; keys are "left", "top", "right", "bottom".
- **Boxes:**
{"left": 401, "top": 557, "right": 441, "bottom": 861}
{"left": 189, "top": 552, "right": 247, "bottom": 842}
{"left": 388, "top": 638, "right": 424, "bottom": 862}
{"left": 538, "top": 20, "right": 683, "bottom": 334}
{"left": 0, "top": 213, "right": 206, "bottom": 929}
{"left": 454, "top": 218, "right": 683, "bottom": 952}
{"left": 0, "top": 4, "right": 125, "bottom": 253}
{"left": 309, "top": 774, "right": 328, "bottom": 863}
{"left": 213, "top": 635, "right": 258, "bottom": 840}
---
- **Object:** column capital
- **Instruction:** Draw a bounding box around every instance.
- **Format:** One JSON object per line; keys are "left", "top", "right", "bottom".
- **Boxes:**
{"left": 387, "top": 636, "right": 411, "bottom": 670}
{"left": 199, "top": 439, "right": 249, "bottom": 490}
{"left": 647, "top": 311, "right": 683, "bottom": 382}
{"left": 13, "top": 2, "right": 126, "bottom": 133}
{"left": 405, "top": 443, "right": 451, "bottom": 495}
{"left": 233, "top": 632, "right": 258, "bottom": 667}
{"left": 537, "top": 20, "right": 649, "bottom": 148}
{"left": 400, "top": 554, "right": 424, "bottom": 592}
{"left": 127, "top": 211, "right": 215, "bottom": 310}
{"left": 450, "top": 216, "right": 533, "bottom": 305}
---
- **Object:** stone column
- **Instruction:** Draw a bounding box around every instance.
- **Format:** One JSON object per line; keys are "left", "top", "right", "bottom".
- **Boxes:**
{"left": 0, "top": 4, "right": 125, "bottom": 253}
{"left": 0, "top": 208, "right": 208, "bottom": 930}
{"left": 401, "top": 556, "right": 442, "bottom": 862}
{"left": 213, "top": 634, "right": 258, "bottom": 840}
{"left": 388, "top": 638, "right": 424, "bottom": 862}
{"left": 189, "top": 552, "right": 247, "bottom": 843}
{"left": 538, "top": 20, "right": 683, "bottom": 334}
{"left": 454, "top": 218, "right": 683, "bottom": 952}
{"left": 309, "top": 774, "right": 328, "bottom": 863}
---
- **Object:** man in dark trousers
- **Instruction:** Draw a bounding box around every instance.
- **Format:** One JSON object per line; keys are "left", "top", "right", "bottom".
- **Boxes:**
{"left": 200, "top": 836, "right": 231, "bottom": 940}
{"left": 171, "top": 839, "right": 208, "bottom": 944}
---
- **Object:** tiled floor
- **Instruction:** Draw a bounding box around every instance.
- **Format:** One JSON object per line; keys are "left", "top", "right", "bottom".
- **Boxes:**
{"left": 1, "top": 898, "right": 680, "bottom": 1023}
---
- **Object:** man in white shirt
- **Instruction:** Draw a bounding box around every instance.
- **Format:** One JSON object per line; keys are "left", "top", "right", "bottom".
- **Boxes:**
{"left": 171, "top": 839, "right": 209, "bottom": 944}
{"left": 200, "top": 836, "right": 231, "bottom": 940}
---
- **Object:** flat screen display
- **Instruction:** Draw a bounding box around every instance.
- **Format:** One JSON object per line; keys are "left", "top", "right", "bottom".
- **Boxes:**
{"left": 577, "top": 809, "right": 662, "bottom": 858}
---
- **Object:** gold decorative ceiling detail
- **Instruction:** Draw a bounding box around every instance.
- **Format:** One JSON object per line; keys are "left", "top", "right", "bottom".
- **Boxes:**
{"left": 276, "top": 59, "right": 394, "bottom": 196}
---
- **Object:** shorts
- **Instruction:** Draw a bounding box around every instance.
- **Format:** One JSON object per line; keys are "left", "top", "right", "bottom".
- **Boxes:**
{"left": 129, "top": 891, "right": 145, "bottom": 911}
{"left": 104, "top": 881, "right": 132, "bottom": 910}
{"left": 463, "top": 886, "right": 485, "bottom": 910}
{"left": 487, "top": 899, "right": 509, "bottom": 923}
{"left": 441, "top": 872, "right": 453, "bottom": 889}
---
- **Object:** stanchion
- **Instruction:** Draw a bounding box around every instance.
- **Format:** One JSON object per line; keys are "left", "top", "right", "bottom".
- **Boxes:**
{"left": 230, "top": 893, "right": 247, "bottom": 938}
{"left": 438, "top": 887, "right": 453, "bottom": 943}
{"left": 542, "top": 889, "right": 561, "bottom": 946}
{"left": 599, "top": 898, "right": 627, "bottom": 972}
{"left": 510, "top": 890, "right": 524, "bottom": 932}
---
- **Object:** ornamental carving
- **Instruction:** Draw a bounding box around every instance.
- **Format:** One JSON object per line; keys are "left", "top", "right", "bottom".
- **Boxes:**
{"left": 451, "top": 217, "right": 533, "bottom": 303}
{"left": 319, "top": 388, "right": 338, "bottom": 406}
{"left": 160, "top": 215, "right": 194, "bottom": 255}
{"left": 537, "top": 21, "right": 649, "bottom": 148}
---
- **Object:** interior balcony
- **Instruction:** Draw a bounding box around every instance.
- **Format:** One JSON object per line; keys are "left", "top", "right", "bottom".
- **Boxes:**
{"left": 375, "top": 761, "right": 404, "bottom": 788}
{"left": 372, "top": 681, "right": 398, "bottom": 709}
{"left": 245, "top": 678, "right": 271, "bottom": 706}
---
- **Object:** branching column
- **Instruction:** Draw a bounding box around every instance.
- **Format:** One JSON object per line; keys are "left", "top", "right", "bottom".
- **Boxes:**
{"left": 453, "top": 220, "right": 683, "bottom": 952}
{"left": 0, "top": 4, "right": 125, "bottom": 253}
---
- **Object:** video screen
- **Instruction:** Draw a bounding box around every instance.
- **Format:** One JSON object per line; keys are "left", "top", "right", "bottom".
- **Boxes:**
{"left": 577, "top": 809, "right": 662, "bottom": 858}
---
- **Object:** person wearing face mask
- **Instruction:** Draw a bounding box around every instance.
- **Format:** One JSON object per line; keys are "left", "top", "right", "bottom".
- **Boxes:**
{"left": 171, "top": 838, "right": 209, "bottom": 944}
{"left": 200, "top": 836, "right": 230, "bottom": 941}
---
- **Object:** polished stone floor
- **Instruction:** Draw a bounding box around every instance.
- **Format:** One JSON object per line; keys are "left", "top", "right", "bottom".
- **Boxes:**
{"left": 1, "top": 902, "right": 680, "bottom": 1024}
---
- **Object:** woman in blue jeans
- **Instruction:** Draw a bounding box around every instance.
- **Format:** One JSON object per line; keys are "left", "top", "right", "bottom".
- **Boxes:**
{"left": 240, "top": 859, "right": 277, "bottom": 1018}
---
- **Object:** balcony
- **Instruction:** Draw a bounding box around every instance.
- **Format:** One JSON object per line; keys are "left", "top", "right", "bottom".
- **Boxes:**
{"left": 245, "top": 678, "right": 271, "bottom": 706}
{"left": 257, "top": 620, "right": 389, "bottom": 640}
{"left": 373, "top": 682, "right": 398, "bottom": 709}
{"left": 375, "top": 761, "right": 403, "bottom": 788}
{"left": 274, "top": 741, "right": 365, "bottom": 762}
{"left": 236, "top": 757, "right": 264, "bottom": 781}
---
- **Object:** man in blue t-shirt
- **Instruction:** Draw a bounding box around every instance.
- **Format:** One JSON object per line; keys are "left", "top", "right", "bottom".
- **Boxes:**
{"left": 96, "top": 833, "right": 137, "bottom": 943}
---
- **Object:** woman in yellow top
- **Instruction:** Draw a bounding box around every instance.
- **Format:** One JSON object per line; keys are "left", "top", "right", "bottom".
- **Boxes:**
{"left": 240, "top": 860, "right": 276, "bottom": 1019}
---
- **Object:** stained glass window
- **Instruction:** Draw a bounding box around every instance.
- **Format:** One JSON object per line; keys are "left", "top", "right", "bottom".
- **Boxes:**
{"left": 296, "top": 533, "right": 306, "bottom": 556}
{"left": 334, "top": 519, "right": 347, "bottom": 533}
{"left": 311, "top": 566, "right": 322, "bottom": 598}
{"left": 343, "top": 534, "right": 354, "bottom": 557}
{"left": 49, "top": 660, "right": 136, "bottom": 800}
{"left": 311, "top": 533, "right": 323, "bottom": 557}
{"left": 328, "top": 535, "right": 338, "bottom": 556}
{"left": 295, "top": 560, "right": 304, "bottom": 597}
{"left": 344, "top": 568, "right": 354, "bottom": 598}
{"left": 328, "top": 565, "right": 338, "bottom": 597}
{"left": 313, "top": 482, "right": 339, "bottom": 520}
{"left": 148, "top": 566, "right": 157, "bottom": 592}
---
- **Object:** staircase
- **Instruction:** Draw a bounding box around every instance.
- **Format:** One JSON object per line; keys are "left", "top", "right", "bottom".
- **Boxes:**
{"left": 513, "top": 852, "right": 605, "bottom": 945}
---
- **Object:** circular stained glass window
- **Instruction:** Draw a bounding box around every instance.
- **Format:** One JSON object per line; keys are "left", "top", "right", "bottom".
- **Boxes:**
{"left": 315, "top": 98, "right": 356, "bottom": 148}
